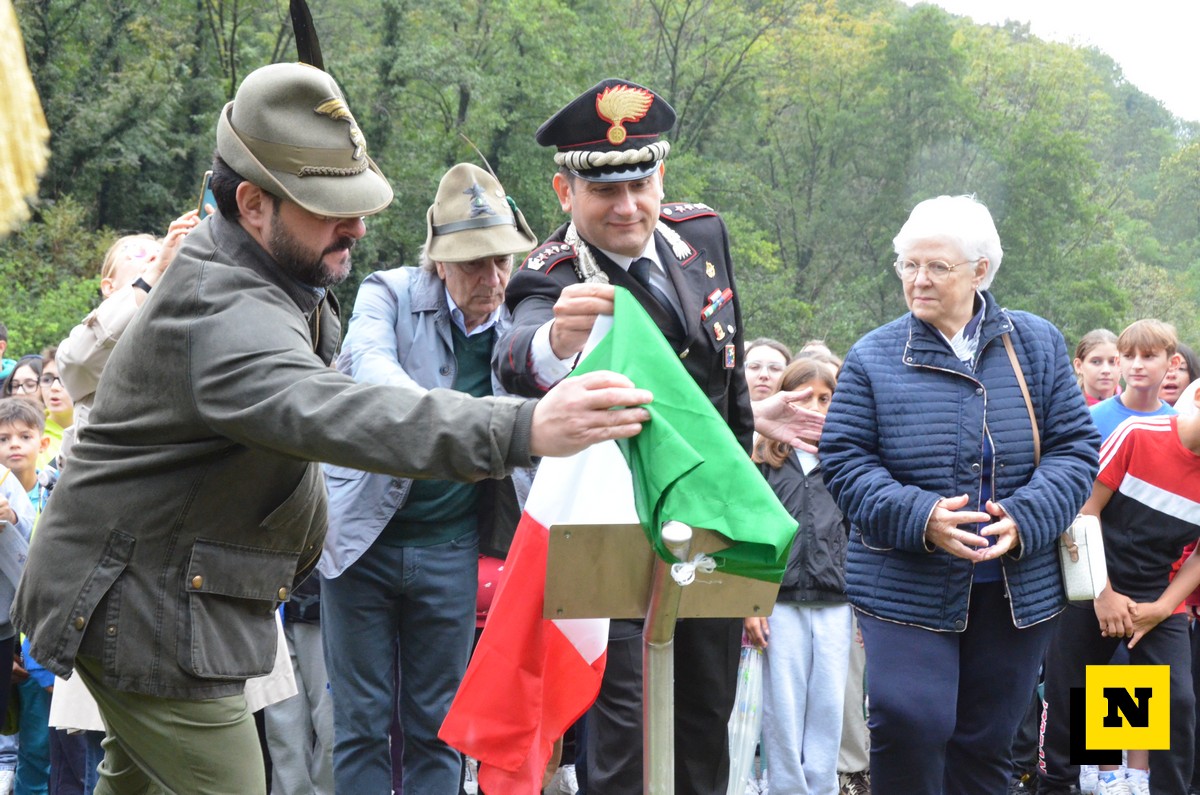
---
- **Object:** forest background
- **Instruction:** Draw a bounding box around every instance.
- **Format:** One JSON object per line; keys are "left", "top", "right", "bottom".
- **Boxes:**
{"left": 7, "top": 0, "right": 1200, "bottom": 358}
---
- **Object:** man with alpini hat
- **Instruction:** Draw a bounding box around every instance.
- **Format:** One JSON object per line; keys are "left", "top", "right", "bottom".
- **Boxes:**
{"left": 495, "top": 77, "right": 752, "bottom": 795}
{"left": 320, "top": 162, "right": 538, "bottom": 794}
{"left": 13, "top": 64, "right": 652, "bottom": 795}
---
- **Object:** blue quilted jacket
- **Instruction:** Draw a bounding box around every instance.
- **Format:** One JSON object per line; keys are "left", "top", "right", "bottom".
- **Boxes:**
{"left": 821, "top": 292, "right": 1100, "bottom": 631}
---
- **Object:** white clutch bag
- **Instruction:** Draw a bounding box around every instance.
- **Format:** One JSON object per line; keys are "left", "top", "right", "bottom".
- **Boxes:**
{"left": 1059, "top": 514, "right": 1107, "bottom": 602}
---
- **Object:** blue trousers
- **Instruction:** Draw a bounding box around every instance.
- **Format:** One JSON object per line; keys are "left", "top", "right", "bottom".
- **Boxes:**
{"left": 321, "top": 531, "right": 477, "bottom": 795}
{"left": 15, "top": 677, "right": 50, "bottom": 795}
{"left": 857, "top": 583, "right": 1057, "bottom": 795}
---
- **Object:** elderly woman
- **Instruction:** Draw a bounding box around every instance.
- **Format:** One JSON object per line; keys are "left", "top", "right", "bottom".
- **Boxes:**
{"left": 820, "top": 195, "right": 1099, "bottom": 794}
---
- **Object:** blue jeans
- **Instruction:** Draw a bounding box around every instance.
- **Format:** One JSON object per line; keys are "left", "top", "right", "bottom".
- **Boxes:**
{"left": 322, "top": 531, "right": 478, "bottom": 795}
{"left": 49, "top": 729, "right": 103, "bottom": 795}
{"left": 15, "top": 677, "right": 50, "bottom": 795}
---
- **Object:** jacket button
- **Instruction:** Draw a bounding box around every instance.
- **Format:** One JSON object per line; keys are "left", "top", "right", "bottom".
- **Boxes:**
{"left": 905, "top": 357, "right": 914, "bottom": 363}
{"left": 73, "top": 616, "right": 85, "bottom": 631}
{"left": 191, "top": 575, "right": 203, "bottom": 589}
{"left": 971, "top": 462, "right": 981, "bottom": 473}
{"left": 106, "top": 625, "right": 117, "bottom": 636}
{"left": 954, "top": 619, "right": 966, "bottom": 630}
{"left": 278, "top": 587, "right": 289, "bottom": 601}
{"left": 975, "top": 387, "right": 983, "bottom": 396}
{"left": 679, "top": 348, "right": 690, "bottom": 359}
{"left": 439, "top": 365, "right": 451, "bottom": 375}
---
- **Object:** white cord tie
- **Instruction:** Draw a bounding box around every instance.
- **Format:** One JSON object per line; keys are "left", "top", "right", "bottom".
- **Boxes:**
{"left": 670, "top": 553, "right": 716, "bottom": 586}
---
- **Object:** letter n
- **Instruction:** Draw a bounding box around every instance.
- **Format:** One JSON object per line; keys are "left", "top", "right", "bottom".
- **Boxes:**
{"left": 1103, "top": 687, "right": 1152, "bottom": 728}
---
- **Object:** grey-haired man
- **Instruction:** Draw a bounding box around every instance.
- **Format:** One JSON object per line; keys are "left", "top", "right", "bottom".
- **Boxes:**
{"left": 319, "top": 162, "right": 538, "bottom": 794}
{"left": 13, "top": 64, "right": 650, "bottom": 795}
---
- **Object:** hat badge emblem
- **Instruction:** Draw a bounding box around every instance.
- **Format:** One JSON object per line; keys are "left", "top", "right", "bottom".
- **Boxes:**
{"left": 596, "top": 85, "right": 654, "bottom": 146}
{"left": 314, "top": 98, "right": 367, "bottom": 160}
{"left": 464, "top": 181, "right": 496, "bottom": 218}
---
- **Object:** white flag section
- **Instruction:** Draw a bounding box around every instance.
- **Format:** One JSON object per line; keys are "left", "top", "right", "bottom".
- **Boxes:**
{"left": 532, "top": 438, "right": 639, "bottom": 661}
{"left": 439, "top": 318, "right": 638, "bottom": 792}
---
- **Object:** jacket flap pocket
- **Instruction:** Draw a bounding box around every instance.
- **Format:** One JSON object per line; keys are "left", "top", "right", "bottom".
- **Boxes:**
{"left": 186, "top": 540, "right": 296, "bottom": 600}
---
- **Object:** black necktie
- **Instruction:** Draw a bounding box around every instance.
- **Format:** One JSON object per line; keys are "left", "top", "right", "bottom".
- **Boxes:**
{"left": 628, "top": 257, "right": 678, "bottom": 323}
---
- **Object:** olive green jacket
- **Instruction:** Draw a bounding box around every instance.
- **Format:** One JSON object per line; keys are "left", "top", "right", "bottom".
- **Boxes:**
{"left": 13, "top": 212, "right": 534, "bottom": 699}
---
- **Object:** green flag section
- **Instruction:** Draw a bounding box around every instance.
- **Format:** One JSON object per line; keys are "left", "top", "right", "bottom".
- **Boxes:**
{"left": 571, "top": 287, "right": 797, "bottom": 582}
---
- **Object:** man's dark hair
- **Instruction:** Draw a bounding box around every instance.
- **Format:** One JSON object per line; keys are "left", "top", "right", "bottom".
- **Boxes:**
{"left": 210, "top": 153, "right": 248, "bottom": 221}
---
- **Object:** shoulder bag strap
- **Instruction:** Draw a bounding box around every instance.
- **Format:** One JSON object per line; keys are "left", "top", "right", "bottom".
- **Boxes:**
{"left": 1002, "top": 331, "right": 1040, "bottom": 466}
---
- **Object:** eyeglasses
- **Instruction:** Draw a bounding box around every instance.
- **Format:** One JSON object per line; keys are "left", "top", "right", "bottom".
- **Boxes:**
{"left": 10, "top": 379, "right": 39, "bottom": 394}
{"left": 39, "top": 375, "right": 62, "bottom": 388}
{"left": 746, "top": 362, "right": 784, "bottom": 374}
{"left": 893, "top": 258, "right": 979, "bottom": 282}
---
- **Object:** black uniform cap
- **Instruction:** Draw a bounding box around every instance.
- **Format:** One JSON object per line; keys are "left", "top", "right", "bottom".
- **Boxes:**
{"left": 536, "top": 78, "right": 676, "bottom": 183}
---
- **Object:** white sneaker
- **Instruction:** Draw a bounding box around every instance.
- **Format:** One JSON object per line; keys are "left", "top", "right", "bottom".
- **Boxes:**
{"left": 544, "top": 763, "right": 579, "bottom": 794}
{"left": 1124, "top": 769, "right": 1150, "bottom": 795}
{"left": 1080, "top": 764, "right": 1100, "bottom": 794}
{"left": 463, "top": 756, "right": 479, "bottom": 795}
{"left": 1096, "top": 774, "right": 1131, "bottom": 795}
{"left": 0, "top": 769, "right": 13, "bottom": 795}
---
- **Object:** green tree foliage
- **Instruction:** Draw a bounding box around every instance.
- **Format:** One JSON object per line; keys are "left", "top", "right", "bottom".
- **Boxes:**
{"left": 5, "top": 0, "right": 1199, "bottom": 361}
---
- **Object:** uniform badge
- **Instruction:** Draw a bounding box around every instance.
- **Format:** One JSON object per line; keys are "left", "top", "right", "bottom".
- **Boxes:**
{"left": 596, "top": 84, "right": 654, "bottom": 146}
{"left": 724, "top": 344, "right": 736, "bottom": 369}
{"left": 713, "top": 323, "right": 726, "bottom": 342}
{"left": 706, "top": 261, "right": 715, "bottom": 278}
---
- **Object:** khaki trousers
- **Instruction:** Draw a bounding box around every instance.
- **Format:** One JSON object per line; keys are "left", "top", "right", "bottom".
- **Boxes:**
{"left": 74, "top": 656, "right": 264, "bottom": 795}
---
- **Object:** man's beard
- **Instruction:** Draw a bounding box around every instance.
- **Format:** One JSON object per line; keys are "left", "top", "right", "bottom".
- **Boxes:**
{"left": 268, "top": 206, "right": 355, "bottom": 289}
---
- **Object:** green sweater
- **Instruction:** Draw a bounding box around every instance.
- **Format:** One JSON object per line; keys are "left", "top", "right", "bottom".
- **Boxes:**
{"left": 378, "top": 325, "right": 495, "bottom": 546}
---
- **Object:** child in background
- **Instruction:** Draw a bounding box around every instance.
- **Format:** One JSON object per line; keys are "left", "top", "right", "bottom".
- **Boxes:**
{"left": 1, "top": 355, "right": 42, "bottom": 405}
{"left": 56, "top": 211, "right": 198, "bottom": 458}
{"left": 0, "top": 399, "right": 48, "bottom": 511}
{"left": 1159, "top": 342, "right": 1199, "bottom": 408}
{"left": 745, "top": 358, "right": 850, "bottom": 795}
{"left": 1074, "top": 320, "right": 1180, "bottom": 793}
{"left": 0, "top": 322, "right": 13, "bottom": 382}
{"left": 1090, "top": 320, "right": 1179, "bottom": 441}
{"left": 0, "top": 460, "right": 34, "bottom": 795}
{"left": 37, "top": 349, "right": 72, "bottom": 470}
{"left": 1040, "top": 391, "right": 1200, "bottom": 795}
{"left": 0, "top": 398, "right": 51, "bottom": 795}
{"left": 1074, "top": 329, "right": 1120, "bottom": 406}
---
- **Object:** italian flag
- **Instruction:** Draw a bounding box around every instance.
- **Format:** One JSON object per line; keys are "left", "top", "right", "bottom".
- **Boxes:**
{"left": 439, "top": 289, "right": 796, "bottom": 792}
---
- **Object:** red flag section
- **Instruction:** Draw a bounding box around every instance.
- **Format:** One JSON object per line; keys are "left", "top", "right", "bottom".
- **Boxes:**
{"left": 439, "top": 441, "right": 635, "bottom": 792}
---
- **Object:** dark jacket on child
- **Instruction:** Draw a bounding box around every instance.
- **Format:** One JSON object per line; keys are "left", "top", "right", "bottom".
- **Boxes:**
{"left": 763, "top": 454, "right": 849, "bottom": 604}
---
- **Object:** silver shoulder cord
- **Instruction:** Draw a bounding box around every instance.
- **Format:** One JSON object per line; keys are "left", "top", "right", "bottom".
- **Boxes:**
{"left": 564, "top": 221, "right": 688, "bottom": 284}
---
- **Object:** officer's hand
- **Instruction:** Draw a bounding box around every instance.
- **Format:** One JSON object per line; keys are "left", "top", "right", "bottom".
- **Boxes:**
{"left": 549, "top": 283, "right": 615, "bottom": 359}
{"left": 753, "top": 388, "right": 823, "bottom": 453}
{"left": 530, "top": 370, "right": 651, "bottom": 458}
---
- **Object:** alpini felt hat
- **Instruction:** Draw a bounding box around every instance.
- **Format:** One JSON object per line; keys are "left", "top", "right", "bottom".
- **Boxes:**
{"left": 424, "top": 164, "right": 537, "bottom": 262}
{"left": 216, "top": 62, "right": 393, "bottom": 218}
{"left": 536, "top": 78, "right": 676, "bottom": 183}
